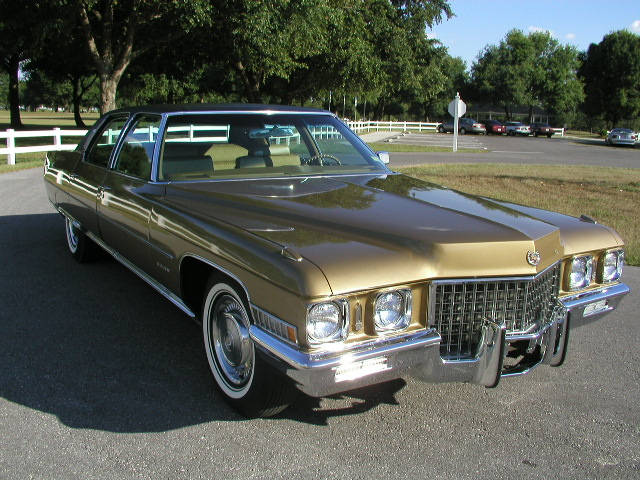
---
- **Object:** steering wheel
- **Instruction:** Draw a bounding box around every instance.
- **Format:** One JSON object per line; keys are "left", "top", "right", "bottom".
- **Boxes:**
{"left": 307, "top": 154, "right": 341, "bottom": 166}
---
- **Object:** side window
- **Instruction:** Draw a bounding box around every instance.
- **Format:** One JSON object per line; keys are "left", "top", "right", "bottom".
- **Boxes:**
{"left": 113, "top": 116, "right": 162, "bottom": 180}
{"left": 85, "top": 116, "right": 128, "bottom": 168}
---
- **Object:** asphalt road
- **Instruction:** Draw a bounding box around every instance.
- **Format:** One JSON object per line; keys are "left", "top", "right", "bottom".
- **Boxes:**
{"left": 1, "top": 168, "right": 639, "bottom": 479}
{"left": 383, "top": 133, "right": 640, "bottom": 168}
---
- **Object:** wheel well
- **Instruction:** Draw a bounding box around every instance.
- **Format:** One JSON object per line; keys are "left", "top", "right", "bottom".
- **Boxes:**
{"left": 180, "top": 256, "right": 249, "bottom": 320}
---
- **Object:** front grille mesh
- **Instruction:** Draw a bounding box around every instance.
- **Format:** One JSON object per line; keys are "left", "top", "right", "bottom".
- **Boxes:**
{"left": 431, "top": 263, "right": 561, "bottom": 360}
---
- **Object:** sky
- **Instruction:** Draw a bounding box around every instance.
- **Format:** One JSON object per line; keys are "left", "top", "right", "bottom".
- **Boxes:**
{"left": 428, "top": 0, "right": 640, "bottom": 69}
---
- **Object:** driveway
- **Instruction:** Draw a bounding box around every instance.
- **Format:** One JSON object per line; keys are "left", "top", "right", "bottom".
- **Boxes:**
{"left": 1, "top": 168, "right": 638, "bottom": 479}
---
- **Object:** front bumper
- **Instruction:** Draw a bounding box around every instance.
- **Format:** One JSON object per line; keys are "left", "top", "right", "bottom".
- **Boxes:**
{"left": 250, "top": 282, "right": 629, "bottom": 397}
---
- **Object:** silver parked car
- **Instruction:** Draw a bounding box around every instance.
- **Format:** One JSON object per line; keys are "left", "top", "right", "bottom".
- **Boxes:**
{"left": 605, "top": 128, "right": 637, "bottom": 146}
{"left": 505, "top": 122, "right": 532, "bottom": 136}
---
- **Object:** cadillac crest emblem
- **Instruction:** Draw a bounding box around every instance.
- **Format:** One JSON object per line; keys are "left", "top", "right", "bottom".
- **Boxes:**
{"left": 527, "top": 250, "right": 541, "bottom": 266}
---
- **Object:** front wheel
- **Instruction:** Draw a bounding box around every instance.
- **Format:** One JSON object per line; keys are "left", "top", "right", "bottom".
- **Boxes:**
{"left": 438, "top": 126, "right": 445, "bottom": 133}
{"left": 202, "top": 279, "right": 296, "bottom": 417}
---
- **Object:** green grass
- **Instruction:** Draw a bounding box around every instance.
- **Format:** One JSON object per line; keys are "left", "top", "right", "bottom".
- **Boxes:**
{"left": 367, "top": 141, "right": 487, "bottom": 154}
{"left": 398, "top": 164, "right": 640, "bottom": 266}
{"left": 0, "top": 110, "right": 99, "bottom": 130}
{"left": 564, "top": 130, "right": 600, "bottom": 139}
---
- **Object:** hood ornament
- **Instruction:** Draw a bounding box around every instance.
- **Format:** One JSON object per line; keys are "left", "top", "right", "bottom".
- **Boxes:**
{"left": 527, "top": 251, "right": 541, "bottom": 266}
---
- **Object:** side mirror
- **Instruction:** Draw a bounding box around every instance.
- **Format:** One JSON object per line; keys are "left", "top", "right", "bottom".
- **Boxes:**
{"left": 376, "top": 151, "right": 390, "bottom": 164}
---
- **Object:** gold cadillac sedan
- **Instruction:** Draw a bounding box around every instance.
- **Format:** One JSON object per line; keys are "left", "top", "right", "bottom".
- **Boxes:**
{"left": 44, "top": 104, "right": 629, "bottom": 417}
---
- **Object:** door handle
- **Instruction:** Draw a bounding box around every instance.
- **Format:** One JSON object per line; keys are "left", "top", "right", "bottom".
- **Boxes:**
{"left": 97, "top": 186, "right": 112, "bottom": 200}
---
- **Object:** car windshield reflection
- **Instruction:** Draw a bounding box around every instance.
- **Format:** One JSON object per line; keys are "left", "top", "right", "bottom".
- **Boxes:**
{"left": 157, "top": 114, "right": 388, "bottom": 181}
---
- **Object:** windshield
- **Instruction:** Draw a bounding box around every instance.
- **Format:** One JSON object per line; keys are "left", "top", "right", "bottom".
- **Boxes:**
{"left": 157, "top": 113, "right": 388, "bottom": 181}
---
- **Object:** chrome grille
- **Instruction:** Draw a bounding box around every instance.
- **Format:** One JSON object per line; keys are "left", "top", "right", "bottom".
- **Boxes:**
{"left": 430, "top": 263, "right": 561, "bottom": 360}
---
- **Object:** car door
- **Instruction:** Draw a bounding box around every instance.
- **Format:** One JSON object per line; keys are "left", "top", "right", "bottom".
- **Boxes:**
{"left": 98, "top": 114, "right": 164, "bottom": 275}
{"left": 66, "top": 115, "right": 129, "bottom": 236}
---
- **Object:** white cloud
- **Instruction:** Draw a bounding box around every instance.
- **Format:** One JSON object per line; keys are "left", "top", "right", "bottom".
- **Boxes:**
{"left": 631, "top": 20, "right": 640, "bottom": 33}
{"left": 566, "top": 33, "right": 576, "bottom": 40}
{"left": 529, "top": 26, "right": 555, "bottom": 36}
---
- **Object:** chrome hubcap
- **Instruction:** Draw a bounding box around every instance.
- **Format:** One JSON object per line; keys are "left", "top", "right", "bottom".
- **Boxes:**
{"left": 211, "top": 294, "right": 252, "bottom": 388}
{"left": 66, "top": 218, "right": 79, "bottom": 251}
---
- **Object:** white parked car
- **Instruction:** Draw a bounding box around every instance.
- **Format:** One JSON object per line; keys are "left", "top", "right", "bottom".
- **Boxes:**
{"left": 505, "top": 122, "right": 532, "bottom": 136}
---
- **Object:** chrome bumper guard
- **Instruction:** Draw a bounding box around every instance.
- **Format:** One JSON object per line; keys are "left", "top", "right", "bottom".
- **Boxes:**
{"left": 249, "top": 282, "right": 629, "bottom": 397}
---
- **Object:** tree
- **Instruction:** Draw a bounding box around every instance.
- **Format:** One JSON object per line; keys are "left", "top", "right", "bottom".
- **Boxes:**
{"left": 471, "top": 29, "right": 583, "bottom": 122}
{"left": 74, "top": 0, "right": 210, "bottom": 114}
{"left": 0, "top": 0, "right": 57, "bottom": 127}
{"left": 25, "top": 15, "right": 100, "bottom": 127}
{"left": 197, "top": 0, "right": 452, "bottom": 113}
{"left": 580, "top": 30, "right": 640, "bottom": 126}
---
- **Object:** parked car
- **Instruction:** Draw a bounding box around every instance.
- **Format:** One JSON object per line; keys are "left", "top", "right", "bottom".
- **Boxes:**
{"left": 530, "top": 122, "right": 555, "bottom": 138}
{"left": 479, "top": 119, "right": 506, "bottom": 135}
{"left": 505, "top": 121, "right": 532, "bottom": 136}
{"left": 605, "top": 128, "right": 637, "bottom": 146}
{"left": 437, "top": 117, "right": 487, "bottom": 134}
{"left": 44, "top": 104, "right": 629, "bottom": 417}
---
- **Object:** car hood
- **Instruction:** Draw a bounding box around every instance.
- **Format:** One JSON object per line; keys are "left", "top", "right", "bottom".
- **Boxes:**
{"left": 164, "top": 174, "right": 622, "bottom": 294}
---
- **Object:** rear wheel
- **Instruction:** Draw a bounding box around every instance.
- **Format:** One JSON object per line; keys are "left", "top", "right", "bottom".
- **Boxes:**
{"left": 460, "top": 128, "right": 466, "bottom": 135}
{"left": 65, "top": 216, "right": 100, "bottom": 262}
{"left": 202, "top": 279, "right": 296, "bottom": 417}
{"left": 438, "top": 126, "right": 445, "bottom": 133}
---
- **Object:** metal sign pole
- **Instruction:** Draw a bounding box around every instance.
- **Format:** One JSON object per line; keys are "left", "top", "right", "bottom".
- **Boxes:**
{"left": 452, "top": 94, "right": 459, "bottom": 153}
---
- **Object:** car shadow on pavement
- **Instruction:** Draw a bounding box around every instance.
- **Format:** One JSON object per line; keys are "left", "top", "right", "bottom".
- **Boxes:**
{"left": 284, "top": 379, "right": 407, "bottom": 425}
{"left": 0, "top": 213, "right": 404, "bottom": 431}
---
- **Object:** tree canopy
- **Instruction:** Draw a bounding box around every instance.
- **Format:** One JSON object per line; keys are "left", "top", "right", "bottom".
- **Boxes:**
{"left": 580, "top": 30, "right": 640, "bottom": 127}
{"left": 4, "top": 1, "right": 639, "bottom": 131}
{"left": 470, "top": 29, "right": 583, "bottom": 122}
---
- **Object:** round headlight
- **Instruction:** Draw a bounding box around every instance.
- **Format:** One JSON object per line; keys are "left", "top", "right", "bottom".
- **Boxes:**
{"left": 603, "top": 250, "right": 624, "bottom": 283}
{"left": 569, "top": 255, "right": 594, "bottom": 291}
{"left": 374, "top": 290, "right": 411, "bottom": 332}
{"left": 307, "top": 302, "right": 344, "bottom": 343}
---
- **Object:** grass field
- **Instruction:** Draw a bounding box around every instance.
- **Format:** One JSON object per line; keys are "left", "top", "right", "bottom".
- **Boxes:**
{"left": 398, "top": 164, "right": 640, "bottom": 266}
{"left": 368, "top": 141, "right": 486, "bottom": 154}
{"left": 0, "top": 110, "right": 100, "bottom": 130}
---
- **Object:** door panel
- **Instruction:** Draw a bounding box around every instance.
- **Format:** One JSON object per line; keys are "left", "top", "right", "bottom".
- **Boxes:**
{"left": 66, "top": 115, "right": 128, "bottom": 235}
{"left": 97, "top": 115, "right": 162, "bottom": 274}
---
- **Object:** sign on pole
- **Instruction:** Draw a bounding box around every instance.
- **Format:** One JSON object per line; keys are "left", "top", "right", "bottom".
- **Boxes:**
{"left": 448, "top": 93, "right": 466, "bottom": 152}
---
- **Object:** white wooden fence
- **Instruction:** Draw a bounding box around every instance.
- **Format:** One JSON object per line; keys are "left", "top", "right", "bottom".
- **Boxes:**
{"left": 1, "top": 121, "right": 564, "bottom": 165}
{"left": 0, "top": 128, "right": 88, "bottom": 165}
{"left": 347, "top": 120, "right": 440, "bottom": 133}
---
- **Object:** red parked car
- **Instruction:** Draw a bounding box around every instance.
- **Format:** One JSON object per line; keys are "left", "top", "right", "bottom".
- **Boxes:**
{"left": 480, "top": 119, "right": 506, "bottom": 135}
{"left": 530, "top": 122, "right": 555, "bottom": 138}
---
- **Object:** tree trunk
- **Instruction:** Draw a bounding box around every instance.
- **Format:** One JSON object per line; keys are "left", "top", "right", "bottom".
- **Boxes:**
{"left": 374, "top": 99, "right": 386, "bottom": 121}
{"left": 99, "top": 73, "right": 120, "bottom": 114}
{"left": 72, "top": 77, "right": 86, "bottom": 128}
{"left": 7, "top": 55, "right": 23, "bottom": 129}
{"left": 234, "top": 59, "right": 262, "bottom": 103}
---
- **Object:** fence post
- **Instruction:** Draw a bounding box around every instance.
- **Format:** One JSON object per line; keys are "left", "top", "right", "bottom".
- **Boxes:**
{"left": 7, "top": 129, "right": 15, "bottom": 165}
{"left": 54, "top": 127, "right": 62, "bottom": 150}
